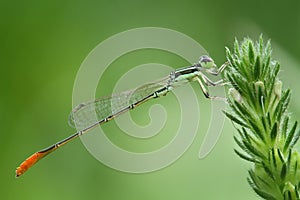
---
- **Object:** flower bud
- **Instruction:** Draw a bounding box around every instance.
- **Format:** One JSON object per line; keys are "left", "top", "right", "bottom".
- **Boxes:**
{"left": 229, "top": 88, "right": 242, "bottom": 103}
{"left": 255, "top": 81, "right": 265, "bottom": 96}
{"left": 273, "top": 80, "right": 282, "bottom": 99}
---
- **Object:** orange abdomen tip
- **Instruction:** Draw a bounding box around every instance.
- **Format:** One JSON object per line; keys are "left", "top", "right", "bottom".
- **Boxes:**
{"left": 16, "top": 152, "right": 47, "bottom": 177}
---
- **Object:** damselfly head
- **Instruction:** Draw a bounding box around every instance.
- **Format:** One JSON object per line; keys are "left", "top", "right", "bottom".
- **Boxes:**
{"left": 198, "top": 55, "right": 217, "bottom": 69}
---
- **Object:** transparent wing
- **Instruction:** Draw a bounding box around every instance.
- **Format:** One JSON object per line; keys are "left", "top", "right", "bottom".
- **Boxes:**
{"left": 68, "top": 76, "right": 170, "bottom": 131}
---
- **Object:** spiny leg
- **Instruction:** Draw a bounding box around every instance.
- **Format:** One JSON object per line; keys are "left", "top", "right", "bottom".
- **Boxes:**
{"left": 200, "top": 61, "right": 231, "bottom": 87}
{"left": 195, "top": 77, "right": 225, "bottom": 100}
{"left": 195, "top": 76, "right": 227, "bottom": 101}
{"left": 204, "top": 62, "right": 229, "bottom": 76}
{"left": 200, "top": 73, "right": 229, "bottom": 87}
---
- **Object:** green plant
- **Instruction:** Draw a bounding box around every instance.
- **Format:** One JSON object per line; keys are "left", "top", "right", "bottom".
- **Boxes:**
{"left": 223, "top": 36, "right": 300, "bottom": 199}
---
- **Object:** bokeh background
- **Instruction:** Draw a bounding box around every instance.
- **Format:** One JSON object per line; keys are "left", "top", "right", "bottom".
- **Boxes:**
{"left": 1, "top": 0, "right": 299, "bottom": 199}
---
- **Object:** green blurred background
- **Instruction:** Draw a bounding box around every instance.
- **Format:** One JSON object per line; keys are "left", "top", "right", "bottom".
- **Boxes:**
{"left": 1, "top": 0, "right": 299, "bottom": 199}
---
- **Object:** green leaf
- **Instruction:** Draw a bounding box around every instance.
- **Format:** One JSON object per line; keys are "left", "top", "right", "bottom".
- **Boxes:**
{"left": 262, "top": 162, "right": 275, "bottom": 180}
{"left": 259, "top": 34, "right": 264, "bottom": 55}
{"left": 248, "top": 40, "right": 255, "bottom": 64}
{"left": 274, "top": 89, "right": 291, "bottom": 122}
{"left": 248, "top": 169, "right": 259, "bottom": 188}
{"left": 265, "top": 40, "right": 272, "bottom": 58}
{"left": 267, "top": 112, "right": 272, "bottom": 127}
{"left": 248, "top": 119, "right": 265, "bottom": 142}
{"left": 281, "top": 163, "right": 287, "bottom": 180}
{"left": 287, "top": 149, "right": 292, "bottom": 168}
{"left": 223, "top": 111, "right": 249, "bottom": 128}
{"left": 234, "top": 136, "right": 246, "bottom": 151}
{"left": 281, "top": 116, "right": 290, "bottom": 139}
{"left": 234, "top": 38, "right": 240, "bottom": 57}
{"left": 253, "top": 56, "right": 261, "bottom": 81}
{"left": 277, "top": 149, "right": 285, "bottom": 164}
{"left": 252, "top": 186, "right": 277, "bottom": 200}
{"left": 284, "top": 121, "right": 298, "bottom": 152}
{"left": 270, "top": 122, "right": 278, "bottom": 142}
{"left": 284, "top": 191, "right": 292, "bottom": 200}
{"left": 294, "top": 160, "right": 298, "bottom": 176}
{"left": 261, "top": 55, "right": 271, "bottom": 79}
{"left": 272, "top": 62, "right": 280, "bottom": 78}
{"left": 243, "top": 140, "right": 266, "bottom": 160}
{"left": 225, "top": 47, "right": 234, "bottom": 67}
{"left": 271, "top": 148, "right": 277, "bottom": 169}
{"left": 227, "top": 74, "right": 244, "bottom": 94}
{"left": 228, "top": 103, "right": 249, "bottom": 125}
{"left": 241, "top": 127, "right": 252, "bottom": 143}
{"left": 245, "top": 83, "right": 257, "bottom": 108}
{"left": 234, "top": 149, "right": 258, "bottom": 163}
{"left": 290, "top": 128, "right": 300, "bottom": 150}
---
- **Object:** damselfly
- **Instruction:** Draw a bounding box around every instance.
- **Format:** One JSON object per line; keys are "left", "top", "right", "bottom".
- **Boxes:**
{"left": 16, "top": 55, "right": 227, "bottom": 177}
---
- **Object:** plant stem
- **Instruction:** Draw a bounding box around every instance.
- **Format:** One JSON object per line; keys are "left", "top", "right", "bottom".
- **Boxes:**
{"left": 223, "top": 36, "right": 300, "bottom": 200}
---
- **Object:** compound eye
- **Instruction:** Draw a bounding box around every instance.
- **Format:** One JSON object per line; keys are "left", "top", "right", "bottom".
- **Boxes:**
{"left": 199, "top": 55, "right": 213, "bottom": 64}
{"left": 199, "top": 55, "right": 216, "bottom": 69}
